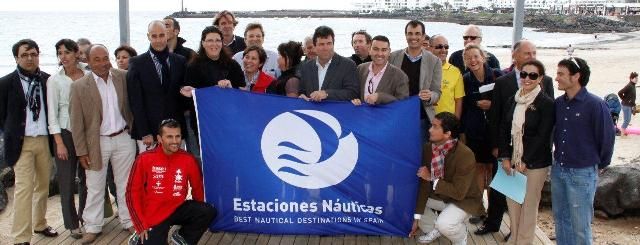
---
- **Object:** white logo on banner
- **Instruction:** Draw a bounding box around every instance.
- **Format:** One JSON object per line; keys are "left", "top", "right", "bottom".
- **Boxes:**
{"left": 261, "top": 110, "right": 358, "bottom": 189}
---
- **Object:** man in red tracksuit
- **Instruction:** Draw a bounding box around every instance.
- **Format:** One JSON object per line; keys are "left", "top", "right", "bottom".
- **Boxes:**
{"left": 126, "top": 119, "right": 216, "bottom": 244}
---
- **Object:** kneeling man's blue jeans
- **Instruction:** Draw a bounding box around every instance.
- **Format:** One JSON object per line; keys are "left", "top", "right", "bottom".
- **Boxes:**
{"left": 551, "top": 164, "right": 598, "bottom": 245}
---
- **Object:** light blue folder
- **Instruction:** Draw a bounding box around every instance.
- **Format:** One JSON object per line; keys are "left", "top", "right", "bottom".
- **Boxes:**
{"left": 489, "top": 164, "right": 527, "bottom": 204}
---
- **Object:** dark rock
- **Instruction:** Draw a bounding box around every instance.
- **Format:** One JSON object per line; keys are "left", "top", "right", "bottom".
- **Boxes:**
{"left": 0, "top": 131, "right": 5, "bottom": 169}
{"left": 0, "top": 167, "right": 12, "bottom": 188}
{"left": 0, "top": 181, "right": 7, "bottom": 213}
{"left": 0, "top": 165, "right": 59, "bottom": 197}
{"left": 541, "top": 163, "right": 640, "bottom": 218}
{"left": 594, "top": 210, "right": 609, "bottom": 220}
{"left": 540, "top": 175, "right": 552, "bottom": 207}
{"left": 594, "top": 163, "right": 640, "bottom": 216}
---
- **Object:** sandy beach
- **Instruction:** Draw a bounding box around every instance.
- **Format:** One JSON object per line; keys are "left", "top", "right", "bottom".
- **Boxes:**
{"left": 1, "top": 31, "right": 639, "bottom": 244}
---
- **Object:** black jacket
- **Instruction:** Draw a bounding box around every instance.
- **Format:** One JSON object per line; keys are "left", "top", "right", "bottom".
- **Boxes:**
{"left": 489, "top": 71, "right": 554, "bottom": 148}
{"left": 297, "top": 53, "right": 359, "bottom": 101}
{"left": 127, "top": 51, "right": 187, "bottom": 140}
{"left": 498, "top": 92, "right": 554, "bottom": 169}
{"left": 173, "top": 37, "right": 196, "bottom": 64}
{"left": 0, "top": 70, "right": 53, "bottom": 166}
{"left": 618, "top": 82, "right": 636, "bottom": 107}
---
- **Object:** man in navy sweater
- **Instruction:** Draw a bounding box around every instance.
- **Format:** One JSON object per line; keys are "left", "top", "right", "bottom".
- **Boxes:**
{"left": 552, "top": 57, "right": 614, "bottom": 245}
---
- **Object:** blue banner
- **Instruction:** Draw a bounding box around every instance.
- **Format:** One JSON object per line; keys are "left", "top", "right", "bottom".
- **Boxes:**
{"left": 194, "top": 87, "right": 421, "bottom": 236}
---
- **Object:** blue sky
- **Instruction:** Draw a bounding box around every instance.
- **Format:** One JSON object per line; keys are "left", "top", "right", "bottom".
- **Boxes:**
{"left": 5, "top": 0, "right": 356, "bottom": 11}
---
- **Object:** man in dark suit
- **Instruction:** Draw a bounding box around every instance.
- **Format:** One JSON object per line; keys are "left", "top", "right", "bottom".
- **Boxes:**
{"left": 448, "top": 25, "right": 500, "bottom": 73}
{"left": 298, "top": 26, "right": 359, "bottom": 102}
{"left": 0, "top": 39, "right": 58, "bottom": 244}
{"left": 127, "top": 20, "right": 187, "bottom": 153}
{"left": 475, "top": 39, "right": 554, "bottom": 236}
{"left": 352, "top": 35, "right": 409, "bottom": 105}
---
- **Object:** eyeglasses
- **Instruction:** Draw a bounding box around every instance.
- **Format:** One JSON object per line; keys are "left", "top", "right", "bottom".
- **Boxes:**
{"left": 567, "top": 57, "right": 581, "bottom": 69}
{"left": 463, "top": 36, "right": 480, "bottom": 41}
{"left": 367, "top": 78, "right": 374, "bottom": 94}
{"left": 433, "top": 44, "right": 449, "bottom": 50}
{"left": 520, "top": 71, "right": 540, "bottom": 80}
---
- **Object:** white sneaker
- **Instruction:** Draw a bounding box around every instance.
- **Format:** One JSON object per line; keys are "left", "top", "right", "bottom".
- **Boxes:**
{"left": 452, "top": 235, "right": 468, "bottom": 245}
{"left": 417, "top": 229, "right": 441, "bottom": 244}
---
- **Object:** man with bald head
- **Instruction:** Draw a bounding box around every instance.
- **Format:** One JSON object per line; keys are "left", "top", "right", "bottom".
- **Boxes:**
{"left": 430, "top": 35, "right": 464, "bottom": 119}
{"left": 448, "top": 25, "right": 500, "bottom": 72}
{"left": 127, "top": 20, "right": 187, "bottom": 153}
{"left": 70, "top": 44, "right": 137, "bottom": 244}
{"left": 473, "top": 39, "right": 554, "bottom": 237}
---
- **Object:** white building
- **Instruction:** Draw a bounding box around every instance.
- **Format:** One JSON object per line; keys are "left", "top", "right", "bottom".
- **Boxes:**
{"left": 353, "top": 0, "right": 430, "bottom": 12}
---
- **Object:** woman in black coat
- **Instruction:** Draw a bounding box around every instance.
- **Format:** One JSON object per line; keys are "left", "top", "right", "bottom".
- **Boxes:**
{"left": 498, "top": 59, "right": 554, "bottom": 244}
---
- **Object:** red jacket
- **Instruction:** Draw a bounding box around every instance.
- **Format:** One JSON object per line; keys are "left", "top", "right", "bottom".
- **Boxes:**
{"left": 251, "top": 71, "right": 275, "bottom": 93}
{"left": 126, "top": 146, "right": 204, "bottom": 232}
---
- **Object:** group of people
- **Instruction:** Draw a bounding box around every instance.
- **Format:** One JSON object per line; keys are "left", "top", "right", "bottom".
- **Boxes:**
{"left": 0, "top": 9, "right": 616, "bottom": 245}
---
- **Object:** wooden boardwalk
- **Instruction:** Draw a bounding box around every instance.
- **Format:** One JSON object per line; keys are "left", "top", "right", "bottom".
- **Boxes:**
{"left": 1, "top": 190, "right": 553, "bottom": 245}
{"left": 30, "top": 212, "right": 553, "bottom": 245}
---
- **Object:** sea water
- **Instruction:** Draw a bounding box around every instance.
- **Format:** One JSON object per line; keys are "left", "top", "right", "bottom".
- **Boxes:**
{"left": 0, "top": 11, "right": 606, "bottom": 74}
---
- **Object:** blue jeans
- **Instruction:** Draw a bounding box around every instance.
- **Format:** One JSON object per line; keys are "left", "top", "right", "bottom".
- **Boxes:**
{"left": 551, "top": 163, "right": 598, "bottom": 245}
{"left": 622, "top": 105, "right": 632, "bottom": 129}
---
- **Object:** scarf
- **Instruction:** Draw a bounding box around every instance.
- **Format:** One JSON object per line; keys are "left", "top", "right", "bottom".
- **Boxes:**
{"left": 17, "top": 66, "right": 43, "bottom": 121}
{"left": 431, "top": 139, "right": 457, "bottom": 179}
{"left": 150, "top": 46, "right": 170, "bottom": 88}
{"left": 511, "top": 85, "right": 541, "bottom": 168}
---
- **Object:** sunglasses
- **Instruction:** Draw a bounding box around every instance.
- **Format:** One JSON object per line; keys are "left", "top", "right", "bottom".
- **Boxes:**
{"left": 463, "top": 36, "right": 480, "bottom": 41}
{"left": 520, "top": 71, "right": 540, "bottom": 80}
{"left": 433, "top": 44, "right": 449, "bottom": 50}
{"left": 567, "top": 57, "right": 581, "bottom": 69}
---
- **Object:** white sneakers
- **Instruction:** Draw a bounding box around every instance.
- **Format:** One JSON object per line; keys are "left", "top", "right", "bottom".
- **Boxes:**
{"left": 417, "top": 229, "right": 441, "bottom": 244}
{"left": 417, "top": 229, "right": 468, "bottom": 245}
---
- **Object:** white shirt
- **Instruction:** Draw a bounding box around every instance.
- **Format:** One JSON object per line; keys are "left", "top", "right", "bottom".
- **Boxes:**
{"left": 232, "top": 49, "right": 281, "bottom": 78}
{"left": 364, "top": 62, "right": 388, "bottom": 98}
{"left": 316, "top": 58, "right": 332, "bottom": 90}
{"left": 19, "top": 72, "right": 48, "bottom": 137}
{"left": 93, "top": 72, "right": 127, "bottom": 136}
{"left": 47, "top": 63, "right": 89, "bottom": 134}
{"left": 514, "top": 67, "right": 521, "bottom": 89}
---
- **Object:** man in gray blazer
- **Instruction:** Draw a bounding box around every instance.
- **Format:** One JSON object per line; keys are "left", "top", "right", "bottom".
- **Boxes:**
{"left": 353, "top": 35, "right": 409, "bottom": 105}
{"left": 389, "top": 20, "right": 442, "bottom": 142}
{"left": 298, "top": 26, "right": 359, "bottom": 102}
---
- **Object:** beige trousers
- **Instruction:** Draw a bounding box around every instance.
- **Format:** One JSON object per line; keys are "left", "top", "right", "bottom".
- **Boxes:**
{"left": 12, "top": 136, "right": 53, "bottom": 243}
{"left": 506, "top": 166, "right": 549, "bottom": 245}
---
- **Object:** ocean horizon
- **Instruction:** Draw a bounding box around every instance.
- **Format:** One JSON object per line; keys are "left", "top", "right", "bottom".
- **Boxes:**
{"left": 0, "top": 11, "right": 608, "bottom": 75}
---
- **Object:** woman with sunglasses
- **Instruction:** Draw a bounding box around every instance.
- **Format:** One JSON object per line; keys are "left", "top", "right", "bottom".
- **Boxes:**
{"left": 498, "top": 59, "right": 554, "bottom": 244}
{"left": 460, "top": 44, "right": 504, "bottom": 197}
{"left": 46, "top": 38, "right": 90, "bottom": 239}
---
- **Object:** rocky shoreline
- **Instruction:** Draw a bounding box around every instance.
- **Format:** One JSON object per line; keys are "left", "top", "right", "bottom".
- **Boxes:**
{"left": 170, "top": 10, "right": 640, "bottom": 34}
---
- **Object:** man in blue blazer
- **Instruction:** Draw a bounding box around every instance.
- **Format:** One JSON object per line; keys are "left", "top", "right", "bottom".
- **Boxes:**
{"left": 298, "top": 26, "right": 359, "bottom": 102}
{"left": 127, "top": 20, "right": 187, "bottom": 153}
